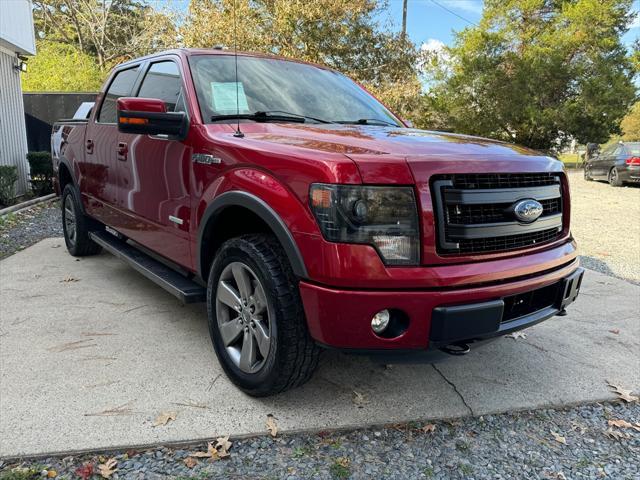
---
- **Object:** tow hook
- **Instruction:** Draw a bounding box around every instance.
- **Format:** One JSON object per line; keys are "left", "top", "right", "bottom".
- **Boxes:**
{"left": 440, "top": 342, "right": 471, "bottom": 356}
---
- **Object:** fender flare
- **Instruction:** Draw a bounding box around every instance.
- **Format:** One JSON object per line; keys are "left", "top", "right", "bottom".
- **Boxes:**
{"left": 57, "top": 158, "right": 88, "bottom": 215}
{"left": 197, "top": 191, "right": 309, "bottom": 280}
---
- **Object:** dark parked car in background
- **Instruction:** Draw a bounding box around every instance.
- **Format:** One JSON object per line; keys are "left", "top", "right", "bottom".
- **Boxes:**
{"left": 584, "top": 142, "right": 640, "bottom": 186}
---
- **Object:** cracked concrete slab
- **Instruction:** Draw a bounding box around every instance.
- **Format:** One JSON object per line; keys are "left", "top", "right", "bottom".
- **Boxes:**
{"left": 1, "top": 238, "right": 639, "bottom": 458}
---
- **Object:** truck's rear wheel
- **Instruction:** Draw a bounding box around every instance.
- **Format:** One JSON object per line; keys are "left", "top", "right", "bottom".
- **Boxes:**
{"left": 61, "top": 184, "right": 102, "bottom": 256}
{"left": 206, "top": 234, "right": 320, "bottom": 396}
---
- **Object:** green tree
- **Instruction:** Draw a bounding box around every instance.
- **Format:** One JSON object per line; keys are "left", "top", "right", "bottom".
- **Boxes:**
{"left": 22, "top": 41, "right": 105, "bottom": 91}
{"left": 620, "top": 102, "right": 640, "bottom": 140}
{"left": 33, "top": 0, "right": 178, "bottom": 71}
{"left": 181, "top": 0, "right": 427, "bottom": 121}
{"left": 426, "top": 0, "right": 637, "bottom": 151}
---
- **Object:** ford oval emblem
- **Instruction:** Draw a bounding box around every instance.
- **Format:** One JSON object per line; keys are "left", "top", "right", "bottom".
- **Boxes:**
{"left": 512, "top": 199, "right": 543, "bottom": 223}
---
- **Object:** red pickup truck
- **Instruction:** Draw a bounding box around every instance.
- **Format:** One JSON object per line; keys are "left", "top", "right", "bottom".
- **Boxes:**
{"left": 51, "top": 48, "right": 583, "bottom": 396}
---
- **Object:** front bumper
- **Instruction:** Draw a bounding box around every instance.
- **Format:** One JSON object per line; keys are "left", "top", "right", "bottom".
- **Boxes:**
{"left": 300, "top": 260, "right": 583, "bottom": 351}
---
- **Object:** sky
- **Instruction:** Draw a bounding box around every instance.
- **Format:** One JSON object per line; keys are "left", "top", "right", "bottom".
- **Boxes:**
{"left": 154, "top": 0, "right": 639, "bottom": 52}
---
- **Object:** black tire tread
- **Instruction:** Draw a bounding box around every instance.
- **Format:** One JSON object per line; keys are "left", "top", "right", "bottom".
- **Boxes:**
{"left": 608, "top": 167, "right": 623, "bottom": 187}
{"left": 62, "top": 184, "right": 102, "bottom": 257}
{"left": 207, "top": 234, "right": 320, "bottom": 396}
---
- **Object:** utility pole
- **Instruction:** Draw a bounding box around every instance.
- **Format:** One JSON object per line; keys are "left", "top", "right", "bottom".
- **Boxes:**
{"left": 402, "top": 0, "right": 408, "bottom": 39}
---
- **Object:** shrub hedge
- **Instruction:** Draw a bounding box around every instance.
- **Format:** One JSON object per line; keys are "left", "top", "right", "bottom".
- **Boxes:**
{"left": 27, "top": 151, "right": 54, "bottom": 196}
{"left": 0, "top": 166, "right": 18, "bottom": 207}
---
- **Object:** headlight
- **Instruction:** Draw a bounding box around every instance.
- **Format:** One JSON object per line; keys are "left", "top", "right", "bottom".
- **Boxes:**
{"left": 309, "top": 184, "right": 420, "bottom": 265}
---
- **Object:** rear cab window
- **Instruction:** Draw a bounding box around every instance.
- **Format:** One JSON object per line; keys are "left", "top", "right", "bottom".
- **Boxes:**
{"left": 97, "top": 66, "right": 140, "bottom": 124}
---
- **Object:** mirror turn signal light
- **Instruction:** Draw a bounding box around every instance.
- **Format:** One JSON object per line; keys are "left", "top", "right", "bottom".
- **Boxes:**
{"left": 119, "top": 117, "right": 149, "bottom": 125}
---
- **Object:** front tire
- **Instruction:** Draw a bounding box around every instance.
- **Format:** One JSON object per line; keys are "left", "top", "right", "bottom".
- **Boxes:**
{"left": 608, "top": 167, "right": 623, "bottom": 187}
{"left": 206, "top": 234, "right": 320, "bottom": 396}
{"left": 61, "top": 184, "right": 102, "bottom": 256}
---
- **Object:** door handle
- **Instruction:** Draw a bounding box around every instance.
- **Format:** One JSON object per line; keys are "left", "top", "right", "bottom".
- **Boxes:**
{"left": 85, "top": 139, "right": 94, "bottom": 154}
{"left": 117, "top": 142, "right": 128, "bottom": 161}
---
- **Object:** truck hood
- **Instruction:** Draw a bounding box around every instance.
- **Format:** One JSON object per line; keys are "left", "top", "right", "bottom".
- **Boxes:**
{"left": 226, "top": 123, "right": 543, "bottom": 158}
{"left": 218, "top": 123, "right": 562, "bottom": 184}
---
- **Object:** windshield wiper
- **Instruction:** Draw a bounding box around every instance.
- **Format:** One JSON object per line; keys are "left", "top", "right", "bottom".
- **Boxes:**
{"left": 335, "top": 118, "right": 399, "bottom": 127}
{"left": 211, "top": 110, "right": 331, "bottom": 124}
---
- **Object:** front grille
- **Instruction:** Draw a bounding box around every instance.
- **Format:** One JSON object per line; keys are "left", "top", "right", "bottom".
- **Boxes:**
{"left": 432, "top": 173, "right": 564, "bottom": 255}
{"left": 446, "top": 198, "right": 561, "bottom": 225}
{"left": 441, "top": 172, "right": 559, "bottom": 189}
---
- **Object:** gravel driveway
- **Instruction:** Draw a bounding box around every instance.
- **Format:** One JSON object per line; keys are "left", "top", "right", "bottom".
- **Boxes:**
{"left": 568, "top": 170, "right": 640, "bottom": 283}
{"left": 2, "top": 402, "right": 639, "bottom": 479}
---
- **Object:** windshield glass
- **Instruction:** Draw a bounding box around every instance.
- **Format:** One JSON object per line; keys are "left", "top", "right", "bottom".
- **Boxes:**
{"left": 189, "top": 54, "right": 402, "bottom": 126}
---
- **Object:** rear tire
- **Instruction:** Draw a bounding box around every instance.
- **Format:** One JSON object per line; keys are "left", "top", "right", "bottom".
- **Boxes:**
{"left": 61, "top": 184, "right": 102, "bottom": 256}
{"left": 608, "top": 167, "right": 623, "bottom": 187}
{"left": 206, "top": 234, "right": 320, "bottom": 396}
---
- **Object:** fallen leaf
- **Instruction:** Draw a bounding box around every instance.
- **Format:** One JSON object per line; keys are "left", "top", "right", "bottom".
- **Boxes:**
{"left": 266, "top": 414, "right": 278, "bottom": 437}
{"left": 421, "top": 424, "right": 436, "bottom": 433}
{"left": 183, "top": 457, "right": 198, "bottom": 469}
{"left": 47, "top": 469, "right": 57, "bottom": 478}
{"left": 336, "top": 457, "right": 350, "bottom": 468}
{"left": 98, "top": 458, "right": 117, "bottom": 478}
{"left": 153, "top": 411, "right": 177, "bottom": 427}
{"left": 75, "top": 464, "right": 93, "bottom": 480}
{"left": 608, "top": 329, "right": 620, "bottom": 335}
{"left": 60, "top": 276, "right": 79, "bottom": 283}
{"left": 608, "top": 419, "right": 640, "bottom": 432}
{"left": 216, "top": 435, "right": 233, "bottom": 458}
{"left": 550, "top": 431, "right": 567, "bottom": 445}
{"left": 352, "top": 390, "right": 367, "bottom": 408}
{"left": 505, "top": 331, "right": 527, "bottom": 339}
{"left": 604, "top": 428, "right": 631, "bottom": 440}
{"left": 607, "top": 381, "right": 639, "bottom": 403}
{"left": 189, "top": 442, "right": 219, "bottom": 460}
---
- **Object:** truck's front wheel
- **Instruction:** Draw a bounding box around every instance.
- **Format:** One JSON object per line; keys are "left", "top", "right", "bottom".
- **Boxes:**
{"left": 206, "top": 234, "right": 320, "bottom": 396}
{"left": 61, "top": 184, "right": 102, "bottom": 256}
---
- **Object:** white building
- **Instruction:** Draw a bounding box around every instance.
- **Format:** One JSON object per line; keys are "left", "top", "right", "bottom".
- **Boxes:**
{"left": 0, "top": 0, "right": 36, "bottom": 196}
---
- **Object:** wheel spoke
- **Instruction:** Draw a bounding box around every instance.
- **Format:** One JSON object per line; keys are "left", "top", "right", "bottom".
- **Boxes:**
{"left": 232, "top": 264, "right": 253, "bottom": 300}
{"left": 239, "top": 328, "right": 256, "bottom": 371}
{"left": 252, "top": 319, "right": 270, "bottom": 358}
{"left": 219, "top": 318, "right": 243, "bottom": 346}
{"left": 217, "top": 281, "right": 242, "bottom": 311}
{"left": 253, "top": 283, "right": 268, "bottom": 314}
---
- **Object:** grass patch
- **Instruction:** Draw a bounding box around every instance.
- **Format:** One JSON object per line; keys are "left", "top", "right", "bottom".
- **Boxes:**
{"left": 329, "top": 462, "right": 350, "bottom": 479}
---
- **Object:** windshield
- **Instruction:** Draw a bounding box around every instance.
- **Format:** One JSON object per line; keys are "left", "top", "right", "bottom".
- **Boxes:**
{"left": 188, "top": 54, "right": 402, "bottom": 126}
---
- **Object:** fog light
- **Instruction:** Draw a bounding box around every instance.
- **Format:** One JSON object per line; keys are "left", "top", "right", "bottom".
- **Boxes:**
{"left": 371, "top": 309, "right": 391, "bottom": 334}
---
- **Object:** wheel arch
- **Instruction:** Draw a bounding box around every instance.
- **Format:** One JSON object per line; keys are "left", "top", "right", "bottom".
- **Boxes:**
{"left": 197, "top": 191, "right": 308, "bottom": 282}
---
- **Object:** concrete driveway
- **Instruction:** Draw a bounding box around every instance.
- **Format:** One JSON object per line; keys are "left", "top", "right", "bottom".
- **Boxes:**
{"left": 1, "top": 239, "right": 638, "bottom": 458}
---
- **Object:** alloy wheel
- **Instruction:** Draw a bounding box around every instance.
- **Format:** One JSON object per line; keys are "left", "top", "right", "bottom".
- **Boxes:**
{"left": 215, "top": 262, "right": 271, "bottom": 373}
{"left": 64, "top": 195, "right": 77, "bottom": 246}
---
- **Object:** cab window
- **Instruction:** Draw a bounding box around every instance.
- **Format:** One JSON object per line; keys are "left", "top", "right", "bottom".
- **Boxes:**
{"left": 137, "top": 61, "right": 184, "bottom": 112}
{"left": 97, "top": 66, "right": 140, "bottom": 123}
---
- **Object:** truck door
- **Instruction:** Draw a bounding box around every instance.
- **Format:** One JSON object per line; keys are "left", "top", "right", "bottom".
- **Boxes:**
{"left": 116, "top": 59, "right": 192, "bottom": 268}
{"left": 84, "top": 65, "right": 140, "bottom": 224}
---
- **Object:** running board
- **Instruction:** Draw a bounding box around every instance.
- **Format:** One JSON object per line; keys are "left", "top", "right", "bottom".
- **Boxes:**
{"left": 89, "top": 230, "right": 206, "bottom": 304}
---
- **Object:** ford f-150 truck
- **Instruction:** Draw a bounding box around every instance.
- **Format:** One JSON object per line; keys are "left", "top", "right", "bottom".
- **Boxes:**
{"left": 51, "top": 48, "right": 583, "bottom": 396}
